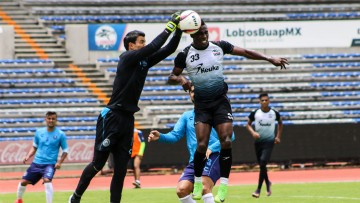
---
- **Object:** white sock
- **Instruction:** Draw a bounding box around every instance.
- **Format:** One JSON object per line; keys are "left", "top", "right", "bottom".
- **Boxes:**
{"left": 202, "top": 193, "right": 215, "bottom": 203}
{"left": 135, "top": 180, "right": 140, "bottom": 184}
{"left": 44, "top": 182, "right": 53, "bottom": 203}
{"left": 194, "top": 176, "right": 202, "bottom": 183}
{"left": 220, "top": 177, "right": 229, "bottom": 185}
{"left": 179, "top": 194, "right": 196, "bottom": 203}
{"left": 17, "top": 183, "right": 26, "bottom": 199}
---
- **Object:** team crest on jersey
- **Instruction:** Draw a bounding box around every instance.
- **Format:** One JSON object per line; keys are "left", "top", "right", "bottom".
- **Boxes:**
{"left": 139, "top": 60, "right": 147, "bottom": 69}
{"left": 212, "top": 49, "right": 221, "bottom": 56}
{"left": 102, "top": 138, "right": 110, "bottom": 147}
{"left": 53, "top": 135, "right": 57, "bottom": 139}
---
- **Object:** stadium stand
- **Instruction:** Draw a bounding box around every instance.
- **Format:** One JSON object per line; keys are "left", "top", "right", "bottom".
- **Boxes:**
{"left": 0, "top": 0, "right": 359, "bottom": 135}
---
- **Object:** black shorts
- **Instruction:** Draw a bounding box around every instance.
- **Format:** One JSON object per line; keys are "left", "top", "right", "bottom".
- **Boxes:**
{"left": 94, "top": 107, "right": 134, "bottom": 154}
{"left": 255, "top": 141, "right": 274, "bottom": 163}
{"left": 194, "top": 94, "right": 233, "bottom": 126}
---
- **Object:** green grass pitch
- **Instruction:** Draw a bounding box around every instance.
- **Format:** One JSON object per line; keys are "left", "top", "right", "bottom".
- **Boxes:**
{"left": 1, "top": 182, "right": 360, "bottom": 203}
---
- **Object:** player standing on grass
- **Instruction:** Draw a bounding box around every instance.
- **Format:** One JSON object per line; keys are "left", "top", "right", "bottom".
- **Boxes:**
{"left": 246, "top": 93, "right": 283, "bottom": 198}
{"left": 168, "top": 20, "right": 288, "bottom": 202}
{"left": 15, "top": 111, "right": 68, "bottom": 203}
{"left": 68, "top": 12, "right": 183, "bottom": 203}
{"left": 148, "top": 85, "right": 235, "bottom": 203}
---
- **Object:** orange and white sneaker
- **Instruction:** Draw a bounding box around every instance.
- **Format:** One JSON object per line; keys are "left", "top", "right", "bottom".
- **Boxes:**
{"left": 14, "top": 199, "right": 23, "bottom": 203}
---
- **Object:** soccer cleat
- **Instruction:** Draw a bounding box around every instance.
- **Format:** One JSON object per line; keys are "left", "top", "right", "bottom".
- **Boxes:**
{"left": 68, "top": 194, "right": 81, "bottom": 203}
{"left": 132, "top": 181, "right": 141, "bottom": 189}
{"left": 214, "top": 183, "right": 228, "bottom": 203}
{"left": 252, "top": 189, "right": 260, "bottom": 198}
{"left": 192, "top": 181, "right": 203, "bottom": 200}
{"left": 14, "top": 199, "right": 23, "bottom": 203}
{"left": 266, "top": 182, "right": 272, "bottom": 196}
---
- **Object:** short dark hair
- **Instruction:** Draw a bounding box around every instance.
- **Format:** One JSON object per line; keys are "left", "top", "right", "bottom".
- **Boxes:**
{"left": 46, "top": 111, "right": 57, "bottom": 117}
{"left": 123, "top": 30, "right": 145, "bottom": 50}
{"left": 258, "top": 92, "right": 269, "bottom": 99}
{"left": 201, "top": 19, "right": 206, "bottom": 26}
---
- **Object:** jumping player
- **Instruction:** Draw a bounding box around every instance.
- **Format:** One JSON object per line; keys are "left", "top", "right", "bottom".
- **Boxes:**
{"left": 168, "top": 20, "right": 288, "bottom": 202}
{"left": 69, "top": 12, "right": 182, "bottom": 203}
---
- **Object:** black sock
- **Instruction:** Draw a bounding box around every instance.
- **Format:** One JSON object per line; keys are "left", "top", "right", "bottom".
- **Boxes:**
{"left": 74, "top": 163, "right": 99, "bottom": 196}
{"left": 220, "top": 148, "right": 232, "bottom": 178}
{"left": 193, "top": 150, "right": 206, "bottom": 177}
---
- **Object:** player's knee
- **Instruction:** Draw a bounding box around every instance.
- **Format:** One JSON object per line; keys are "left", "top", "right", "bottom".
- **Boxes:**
{"left": 43, "top": 178, "right": 51, "bottom": 183}
{"left": 92, "top": 161, "right": 105, "bottom": 172}
{"left": 202, "top": 184, "right": 212, "bottom": 194}
{"left": 197, "top": 143, "right": 208, "bottom": 153}
{"left": 20, "top": 180, "right": 29, "bottom": 186}
{"left": 176, "top": 185, "right": 191, "bottom": 197}
{"left": 259, "top": 161, "right": 267, "bottom": 170}
{"left": 220, "top": 139, "right": 232, "bottom": 149}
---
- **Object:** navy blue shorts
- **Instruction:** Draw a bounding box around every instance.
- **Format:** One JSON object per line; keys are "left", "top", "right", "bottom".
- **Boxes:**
{"left": 179, "top": 152, "right": 220, "bottom": 184}
{"left": 22, "top": 163, "right": 56, "bottom": 185}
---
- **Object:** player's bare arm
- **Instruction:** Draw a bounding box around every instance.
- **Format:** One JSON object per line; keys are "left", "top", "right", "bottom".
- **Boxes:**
{"left": 23, "top": 146, "right": 37, "bottom": 164}
{"left": 168, "top": 67, "right": 192, "bottom": 91}
{"left": 148, "top": 130, "right": 161, "bottom": 142}
{"left": 55, "top": 152, "right": 68, "bottom": 169}
{"left": 275, "top": 117, "right": 283, "bottom": 144}
{"left": 231, "top": 46, "right": 289, "bottom": 69}
{"left": 246, "top": 119, "right": 260, "bottom": 139}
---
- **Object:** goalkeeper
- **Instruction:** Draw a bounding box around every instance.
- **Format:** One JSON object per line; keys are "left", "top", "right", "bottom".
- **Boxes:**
{"left": 69, "top": 12, "right": 182, "bottom": 203}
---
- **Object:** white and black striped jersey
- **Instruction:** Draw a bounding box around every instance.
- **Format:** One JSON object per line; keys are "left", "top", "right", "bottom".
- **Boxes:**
{"left": 248, "top": 108, "right": 281, "bottom": 142}
{"left": 174, "top": 41, "right": 234, "bottom": 101}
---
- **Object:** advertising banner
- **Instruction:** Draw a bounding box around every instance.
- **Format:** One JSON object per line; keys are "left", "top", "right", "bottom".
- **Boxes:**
{"left": 88, "top": 20, "right": 360, "bottom": 51}
{"left": 88, "top": 24, "right": 126, "bottom": 51}
{"left": 0, "top": 137, "right": 95, "bottom": 165}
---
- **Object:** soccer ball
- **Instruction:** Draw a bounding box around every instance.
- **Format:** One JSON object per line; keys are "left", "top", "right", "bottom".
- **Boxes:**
{"left": 179, "top": 10, "right": 202, "bottom": 34}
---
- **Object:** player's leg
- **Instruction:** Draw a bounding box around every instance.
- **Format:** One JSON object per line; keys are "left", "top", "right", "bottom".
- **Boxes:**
{"left": 42, "top": 164, "right": 56, "bottom": 203}
{"left": 110, "top": 113, "right": 134, "bottom": 203}
{"left": 252, "top": 142, "right": 263, "bottom": 198}
{"left": 177, "top": 163, "right": 195, "bottom": 203}
{"left": 261, "top": 142, "right": 275, "bottom": 196}
{"left": 214, "top": 96, "right": 234, "bottom": 203}
{"left": 202, "top": 152, "right": 220, "bottom": 203}
{"left": 70, "top": 108, "right": 114, "bottom": 202}
{"left": 193, "top": 122, "right": 211, "bottom": 200}
{"left": 15, "top": 163, "right": 42, "bottom": 203}
{"left": 132, "top": 155, "right": 142, "bottom": 188}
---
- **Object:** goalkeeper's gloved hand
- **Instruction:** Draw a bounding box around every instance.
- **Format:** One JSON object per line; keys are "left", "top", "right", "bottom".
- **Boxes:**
{"left": 165, "top": 11, "right": 181, "bottom": 33}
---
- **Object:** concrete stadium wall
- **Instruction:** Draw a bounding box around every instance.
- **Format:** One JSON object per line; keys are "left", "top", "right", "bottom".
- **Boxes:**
{"left": 0, "top": 25, "right": 14, "bottom": 59}
{"left": 140, "top": 123, "right": 360, "bottom": 168}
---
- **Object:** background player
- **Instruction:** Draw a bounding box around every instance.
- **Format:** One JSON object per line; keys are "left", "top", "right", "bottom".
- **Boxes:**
{"left": 15, "top": 111, "right": 68, "bottom": 203}
{"left": 148, "top": 84, "right": 235, "bottom": 203}
{"left": 246, "top": 93, "right": 283, "bottom": 198}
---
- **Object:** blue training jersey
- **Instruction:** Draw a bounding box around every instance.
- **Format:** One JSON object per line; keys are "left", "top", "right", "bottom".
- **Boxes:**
{"left": 33, "top": 127, "right": 68, "bottom": 164}
{"left": 158, "top": 110, "right": 235, "bottom": 163}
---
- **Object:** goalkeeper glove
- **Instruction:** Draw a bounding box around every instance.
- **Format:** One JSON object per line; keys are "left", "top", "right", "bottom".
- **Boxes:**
{"left": 165, "top": 11, "right": 181, "bottom": 33}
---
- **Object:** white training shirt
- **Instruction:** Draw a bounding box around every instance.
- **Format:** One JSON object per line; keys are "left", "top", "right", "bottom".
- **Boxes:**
{"left": 175, "top": 41, "right": 234, "bottom": 101}
{"left": 248, "top": 108, "right": 281, "bottom": 142}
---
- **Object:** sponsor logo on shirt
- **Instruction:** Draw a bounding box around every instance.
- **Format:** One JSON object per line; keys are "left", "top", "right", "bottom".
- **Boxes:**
{"left": 195, "top": 63, "right": 220, "bottom": 74}
{"left": 258, "top": 120, "right": 271, "bottom": 126}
